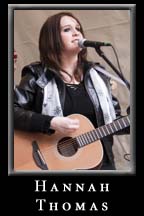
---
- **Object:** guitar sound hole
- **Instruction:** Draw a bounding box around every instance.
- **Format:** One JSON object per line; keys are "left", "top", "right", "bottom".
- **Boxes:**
{"left": 57, "top": 137, "right": 78, "bottom": 157}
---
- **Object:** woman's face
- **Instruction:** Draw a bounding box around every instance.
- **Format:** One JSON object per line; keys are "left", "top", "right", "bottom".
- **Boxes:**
{"left": 60, "top": 16, "right": 83, "bottom": 53}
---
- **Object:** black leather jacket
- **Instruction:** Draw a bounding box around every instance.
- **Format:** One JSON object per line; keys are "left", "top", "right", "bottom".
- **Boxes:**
{"left": 14, "top": 61, "right": 129, "bottom": 167}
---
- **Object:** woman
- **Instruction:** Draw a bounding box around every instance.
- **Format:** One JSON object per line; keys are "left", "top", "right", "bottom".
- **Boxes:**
{"left": 14, "top": 12, "right": 129, "bottom": 170}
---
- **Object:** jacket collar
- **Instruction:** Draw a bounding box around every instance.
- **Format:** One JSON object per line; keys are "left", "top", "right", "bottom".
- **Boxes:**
{"left": 36, "top": 66, "right": 62, "bottom": 88}
{"left": 36, "top": 61, "right": 102, "bottom": 88}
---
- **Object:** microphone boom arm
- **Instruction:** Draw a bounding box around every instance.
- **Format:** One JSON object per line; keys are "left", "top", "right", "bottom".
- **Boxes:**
{"left": 95, "top": 46, "right": 130, "bottom": 90}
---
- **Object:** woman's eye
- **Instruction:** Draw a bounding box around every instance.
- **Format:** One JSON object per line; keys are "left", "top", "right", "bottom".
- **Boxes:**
{"left": 63, "top": 28, "right": 71, "bottom": 32}
{"left": 76, "top": 27, "right": 81, "bottom": 31}
{"left": 63, "top": 27, "right": 81, "bottom": 32}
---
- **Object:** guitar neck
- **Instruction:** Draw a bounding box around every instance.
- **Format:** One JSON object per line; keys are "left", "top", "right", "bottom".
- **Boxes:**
{"left": 76, "top": 115, "right": 130, "bottom": 148}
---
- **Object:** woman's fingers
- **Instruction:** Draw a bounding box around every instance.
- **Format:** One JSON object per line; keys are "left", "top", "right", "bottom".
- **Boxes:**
{"left": 50, "top": 116, "right": 80, "bottom": 134}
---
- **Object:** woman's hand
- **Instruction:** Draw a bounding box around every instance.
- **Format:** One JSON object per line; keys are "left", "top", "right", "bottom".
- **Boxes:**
{"left": 50, "top": 116, "right": 80, "bottom": 134}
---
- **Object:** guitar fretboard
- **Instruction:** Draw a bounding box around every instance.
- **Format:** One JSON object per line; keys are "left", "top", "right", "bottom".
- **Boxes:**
{"left": 76, "top": 115, "right": 130, "bottom": 148}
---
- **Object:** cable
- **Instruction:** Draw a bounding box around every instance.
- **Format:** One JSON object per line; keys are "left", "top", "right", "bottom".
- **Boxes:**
{"left": 115, "top": 135, "right": 131, "bottom": 162}
{"left": 111, "top": 45, "right": 125, "bottom": 78}
{"left": 124, "top": 153, "right": 131, "bottom": 161}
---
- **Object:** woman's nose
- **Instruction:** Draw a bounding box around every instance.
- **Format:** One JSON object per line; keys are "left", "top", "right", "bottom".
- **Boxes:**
{"left": 72, "top": 28, "right": 79, "bottom": 35}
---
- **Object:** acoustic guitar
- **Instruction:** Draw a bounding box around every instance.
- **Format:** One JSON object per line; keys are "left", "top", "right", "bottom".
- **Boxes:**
{"left": 14, "top": 114, "right": 130, "bottom": 171}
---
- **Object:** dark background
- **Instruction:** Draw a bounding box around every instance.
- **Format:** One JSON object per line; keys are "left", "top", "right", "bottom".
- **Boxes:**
{"left": 7, "top": 175, "right": 137, "bottom": 215}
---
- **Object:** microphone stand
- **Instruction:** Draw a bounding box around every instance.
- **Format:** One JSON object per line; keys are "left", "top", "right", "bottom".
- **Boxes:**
{"left": 95, "top": 46, "right": 130, "bottom": 90}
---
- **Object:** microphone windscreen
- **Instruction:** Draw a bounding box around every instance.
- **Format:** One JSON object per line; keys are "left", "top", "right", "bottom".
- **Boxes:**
{"left": 78, "top": 38, "right": 87, "bottom": 48}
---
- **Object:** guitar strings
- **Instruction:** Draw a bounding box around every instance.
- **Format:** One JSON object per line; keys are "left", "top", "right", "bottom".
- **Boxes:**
{"left": 43, "top": 117, "right": 130, "bottom": 154}
{"left": 44, "top": 138, "right": 77, "bottom": 153}
{"left": 55, "top": 123, "right": 109, "bottom": 152}
{"left": 43, "top": 131, "right": 95, "bottom": 156}
{"left": 40, "top": 117, "right": 130, "bottom": 156}
{"left": 46, "top": 130, "right": 97, "bottom": 154}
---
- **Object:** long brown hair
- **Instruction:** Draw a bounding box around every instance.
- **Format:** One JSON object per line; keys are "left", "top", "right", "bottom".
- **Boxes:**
{"left": 39, "top": 12, "right": 88, "bottom": 81}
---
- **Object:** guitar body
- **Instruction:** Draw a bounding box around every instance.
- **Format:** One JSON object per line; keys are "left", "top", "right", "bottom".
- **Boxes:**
{"left": 14, "top": 114, "right": 103, "bottom": 171}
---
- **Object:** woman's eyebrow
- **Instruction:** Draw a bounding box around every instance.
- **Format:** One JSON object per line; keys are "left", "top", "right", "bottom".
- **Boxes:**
{"left": 61, "top": 24, "right": 80, "bottom": 29}
{"left": 61, "top": 24, "right": 71, "bottom": 28}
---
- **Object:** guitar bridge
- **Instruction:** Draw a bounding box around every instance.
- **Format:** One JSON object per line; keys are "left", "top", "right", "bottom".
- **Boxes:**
{"left": 32, "top": 140, "right": 48, "bottom": 170}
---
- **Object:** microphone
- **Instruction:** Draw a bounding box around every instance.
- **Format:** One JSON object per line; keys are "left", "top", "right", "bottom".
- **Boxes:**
{"left": 78, "top": 38, "right": 111, "bottom": 48}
